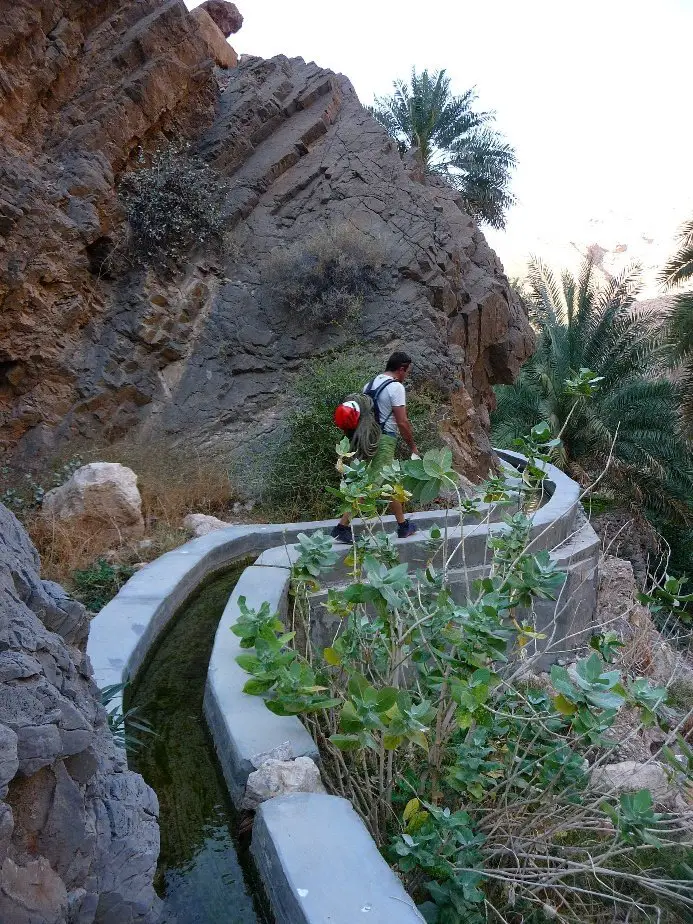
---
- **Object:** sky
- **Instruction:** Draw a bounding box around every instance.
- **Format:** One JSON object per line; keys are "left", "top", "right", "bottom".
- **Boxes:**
{"left": 186, "top": 0, "right": 693, "bottom": 294}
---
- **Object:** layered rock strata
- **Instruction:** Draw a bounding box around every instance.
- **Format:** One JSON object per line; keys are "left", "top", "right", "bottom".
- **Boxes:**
{"left": 0, "top": 503, "right": 160, "bottom": 923}
{"left": 0, "top": 0, "right": 233, "bottom": 458}
{"left": 0, "top": 0, "right": 533, "bottom": 479}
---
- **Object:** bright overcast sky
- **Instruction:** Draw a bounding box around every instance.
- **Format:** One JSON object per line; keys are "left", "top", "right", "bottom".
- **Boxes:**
{"left": 186, "top": 0, "right": 693, "bottom": 292}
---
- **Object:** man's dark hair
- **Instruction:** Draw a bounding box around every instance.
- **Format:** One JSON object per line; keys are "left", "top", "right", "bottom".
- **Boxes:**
{"left": 385, "top": 351, "right": 412, "bottom": 372}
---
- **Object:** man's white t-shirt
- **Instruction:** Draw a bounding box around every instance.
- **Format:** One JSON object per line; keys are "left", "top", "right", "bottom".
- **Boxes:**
{"left": 365, "top": 374, "right": 406, "bottom": 437}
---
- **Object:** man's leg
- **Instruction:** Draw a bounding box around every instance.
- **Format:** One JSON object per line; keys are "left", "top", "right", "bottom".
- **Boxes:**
{"left": 332, "top": 435, "right": 415, "bottom": 540}
{"left": 335, "top": 499, "right": 403, "bottom": 532}
{"left": 331, "top": 513, "right": 352, "bottom": 542}
{"left": 389, "top": 499, "right": 405, "bottom": 524}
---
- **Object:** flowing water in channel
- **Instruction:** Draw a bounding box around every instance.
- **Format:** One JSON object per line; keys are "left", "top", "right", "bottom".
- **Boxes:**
{"left": 128, "top": 565, "right": 268, "bottom": 924}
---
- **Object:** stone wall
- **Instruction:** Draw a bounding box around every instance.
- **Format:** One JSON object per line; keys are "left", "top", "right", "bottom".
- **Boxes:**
{"left": 0, "top": 503, "right": 160, "bottom": 924}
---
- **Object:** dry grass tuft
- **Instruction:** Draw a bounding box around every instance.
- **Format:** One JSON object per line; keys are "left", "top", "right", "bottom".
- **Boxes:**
{"left": 265, "top": 224, "right": 388, "bottom": 327}
{"left": 28, "top": 515, "right": 117, "bottom": 585}
{"left": 27, "top": 515, "right": 188, "bottom": 588}
{"left": 26, "top": 439, "right": 237, "bottom": 589}
{"left": 93, "top": 439, "right": 236, "bottom": 529}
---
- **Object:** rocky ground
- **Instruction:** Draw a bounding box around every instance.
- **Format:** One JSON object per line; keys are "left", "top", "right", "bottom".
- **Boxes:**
{"left": 525, "top": 554, "right": 693, "bottom": 812}
{"left": 0, "top": 503, "right": 160, "bottom": 924}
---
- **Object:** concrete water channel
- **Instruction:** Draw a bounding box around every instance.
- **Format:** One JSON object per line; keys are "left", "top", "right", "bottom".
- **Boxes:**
{"left": 126, "top": 564, "right": 268, "bottom": 923}
{"left": 89, "top": 453, "right": 600, "bottom": 923}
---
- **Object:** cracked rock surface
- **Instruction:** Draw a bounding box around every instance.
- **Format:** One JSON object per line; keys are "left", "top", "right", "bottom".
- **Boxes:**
{"left": 0, "top": 1, "right": 532, "bottom": 480}
{"left": 0, "top": 502, "right": 160, "bottom": 924}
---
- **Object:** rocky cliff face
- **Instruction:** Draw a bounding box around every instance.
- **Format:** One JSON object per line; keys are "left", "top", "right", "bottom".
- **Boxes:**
{"left": 0, "top": 0, "right": 230, "bottom": 458}
{"left": 0, "top": 0, "right": 533, "bottom": 479}
{"left": 0, "top": 503, "right": 160, "bottom": 923}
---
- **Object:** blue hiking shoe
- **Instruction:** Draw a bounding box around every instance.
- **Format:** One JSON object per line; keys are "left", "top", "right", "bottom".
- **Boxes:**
{"left": 397, "top": 519, "right": 417, "bottom": 539}
{"left": 330, "top": 523, "right": 352, "bottom": 544}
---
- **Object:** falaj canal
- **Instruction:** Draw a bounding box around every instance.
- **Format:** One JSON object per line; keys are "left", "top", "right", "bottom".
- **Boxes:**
{"left": 128, "top": 564, "right": 269, "bottom": 924}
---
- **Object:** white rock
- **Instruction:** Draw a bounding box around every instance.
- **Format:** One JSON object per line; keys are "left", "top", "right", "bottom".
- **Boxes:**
{"left": 591, "top": 760, "right": 671, "bottom": 802}
{"left": 250, "top": 741, "right": 294, "bottom": 769}
{"left": 41, "top": 463, "right": 144, "bottom": 540}
{"left": 182, "top": 513, "right": 232, "bottom": 537}
{"left": 651, "top": 640, "right": 693, "bottom": 694}
{"left": 242, "top": 757, "right": 326, "bottom": 810}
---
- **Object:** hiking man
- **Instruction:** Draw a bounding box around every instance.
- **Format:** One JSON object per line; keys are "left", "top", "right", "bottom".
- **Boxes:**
{"left": 331, "top": 351, "right": 419, "bottom": 543}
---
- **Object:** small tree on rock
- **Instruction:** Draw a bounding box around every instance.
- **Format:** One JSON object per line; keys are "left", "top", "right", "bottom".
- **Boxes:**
{"left": 369, "top": 68, "right": 516, "bottom": 229}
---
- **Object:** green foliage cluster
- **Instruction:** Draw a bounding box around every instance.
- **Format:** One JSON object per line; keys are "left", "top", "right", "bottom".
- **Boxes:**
{"left": 259, "top": 356, "right": 444, "bottom": 520}
{"left": 369, "top": 69, "right": 516, "bottom": 229}
{"left": 72, "top": 558, "right": 136, "bottom": 613}
{"left": 118, "top": 145, "right": 229, "bottom": 264}
{"left": 492, "top": 258, "right": 693, "bottom": 529}
{"left": 266, "top": 225, "right": 387, "bottom": 326}
{"left": 234, "top": 407, "right": 693, "bottom": 923}
{"left": 661, "top": 216, "right": 693, "bottom": 434}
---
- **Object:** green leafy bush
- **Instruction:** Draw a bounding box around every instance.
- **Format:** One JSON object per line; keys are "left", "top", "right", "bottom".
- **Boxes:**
{"left": 235, "top": 401, "right": 693, "bottom": 923}
{"left": 71, "top": 559, "right": 135, "bottom": 613}
{"left": 266, "top": 225, "right": 388, "bottom": 326}
{"left": 492, "top": 258, "right": 693, "bottom": 526}
{"left": 257, "top": 355, "right": 444, "bottom": 520}
{"left": 118, "top": 145, "right": 229, "bottom": 263}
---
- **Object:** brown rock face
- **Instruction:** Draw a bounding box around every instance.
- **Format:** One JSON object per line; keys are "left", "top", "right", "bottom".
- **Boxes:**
{"left": 199, "top": 0, "right": 243, "bottom": 37}
{"left": 0, "top": 1, "right": 533, "bottom": 481}
{"left": 0, "top": 0, "right": 227, "bottom": 458}
{"left": 190, "top": 7, "right": 239, "bottom": 68}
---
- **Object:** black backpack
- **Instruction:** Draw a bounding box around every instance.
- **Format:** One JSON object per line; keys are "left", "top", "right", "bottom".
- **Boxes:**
{"left": 364, "top": 377, "right": 397, "bottom": 432}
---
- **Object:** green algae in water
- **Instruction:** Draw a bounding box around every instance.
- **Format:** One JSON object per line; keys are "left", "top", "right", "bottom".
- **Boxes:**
{"left": 128, "top": 566, "right": 267, "bottom": 924}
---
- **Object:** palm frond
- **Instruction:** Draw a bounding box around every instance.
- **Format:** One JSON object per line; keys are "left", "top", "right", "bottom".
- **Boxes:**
{"left": 492, "top": 257, "right": 693, "bottom": 528}
{"left": 669, "top": 290, "right": 693, "bottom": 360}
{"left": 660, "top": 217, "right": 693, "bottom": 289}
{"left": 368, "top": 68, "right": 515, "bottom": 228}
{"left": 526, "top": 258, "right": 570, "bottom": 328}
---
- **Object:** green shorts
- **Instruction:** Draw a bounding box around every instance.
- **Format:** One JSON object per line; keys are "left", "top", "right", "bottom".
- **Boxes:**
{"left": 367, "top": 434, "right": 397, "bottom": 483}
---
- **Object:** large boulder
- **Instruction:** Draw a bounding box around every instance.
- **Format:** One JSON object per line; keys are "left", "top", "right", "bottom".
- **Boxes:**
{"left": 591, "top": 760, "right": 672, "bottom": 803}
{"left": 41, "top": 463, "right": 144, "bottom": 541}
{"left": 199, "top": 0, "right": 243, "bottom": 36}
{"left": 0, "top": 502, "right": 160, "bottom": 922}
{"left": 183, "top": 512, "right": 232, "bottom": 536}
{"left": 190, "top": 6, "right": 239, "bottom": 68}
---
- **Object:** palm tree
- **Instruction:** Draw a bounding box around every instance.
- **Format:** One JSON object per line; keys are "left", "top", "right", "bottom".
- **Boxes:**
{"left": 369, "top": 68, "right": 516, "bottom": 229}
{"left": 492, "top": 258, "right": 693, "bottom": 526}
{"left": 660, "top": 216, "right": 693, "bottom": 434}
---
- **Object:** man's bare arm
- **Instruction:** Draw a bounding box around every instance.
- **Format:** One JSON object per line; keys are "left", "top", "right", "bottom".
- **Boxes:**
{"left": 393, "top": 406, "right": 418, "bottom": 455}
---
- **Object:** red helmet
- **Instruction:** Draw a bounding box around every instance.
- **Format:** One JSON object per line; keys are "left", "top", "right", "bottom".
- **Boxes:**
{"left": 334, "top": 400, "right": 360, "bottom": 431}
